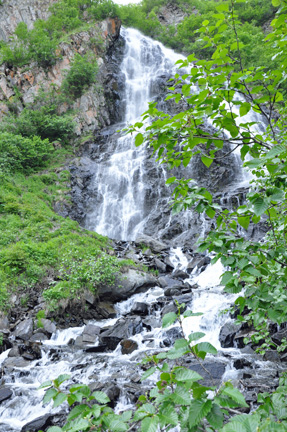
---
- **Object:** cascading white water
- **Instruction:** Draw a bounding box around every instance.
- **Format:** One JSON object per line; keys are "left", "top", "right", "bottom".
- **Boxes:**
{"left": 84, "top": 28, "right": 184, "bottom": 240}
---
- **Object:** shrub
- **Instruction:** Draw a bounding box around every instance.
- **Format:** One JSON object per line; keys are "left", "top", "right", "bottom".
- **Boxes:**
{"left": 10, "top": 106, "right": 75, "bottom": 144}
{"left": 62, "top": 53, "right": 98, "bottom": 99}
{"left": 0, "top": 132, "right": 53, "bottom": 174}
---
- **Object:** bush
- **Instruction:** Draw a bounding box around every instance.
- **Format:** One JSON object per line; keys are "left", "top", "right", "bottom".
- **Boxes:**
{"left": 0, "top": 132, "right": 53, "bottom": 174}
{"left": 62, "top": 53, "right": 98, "bottom": 99}
{"left": 10, "top": 106, "right": 75, "bottom": 144}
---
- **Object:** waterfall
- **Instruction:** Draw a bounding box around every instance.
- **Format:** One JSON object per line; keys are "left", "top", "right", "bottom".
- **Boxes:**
{"left": 84, "top": 28, "right": 184, "bottom": 240}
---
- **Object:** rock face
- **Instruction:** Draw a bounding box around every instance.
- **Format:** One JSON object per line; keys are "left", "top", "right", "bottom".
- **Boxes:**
{"left": 0, "top": 0, "right": 56, "bottom": 42}
{"left": 0, "top": 15, "right": 122, "bottom": 135}
{"left": 100, "top": 316, "right": 142, "bottom": 350}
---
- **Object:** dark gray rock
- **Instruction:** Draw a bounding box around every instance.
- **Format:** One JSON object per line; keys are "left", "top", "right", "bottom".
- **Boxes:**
{"left": 98, "top": 269, "right": 157, "bottom": 301}
{"left": 153, "top": 258, "right": 166, "bottom": 272}
{"left": 41, "top": 319, "right": 56, "bottom": 336}
{"left": 164, "top": 288, "right": 181, "bottom": 297}
{"left": 158, "top": 276, "right": 185, "bottom": 290}
{"left": 172, "top": 269, "right": 189, "bottom": 279}
{"left": 0, "top": 315, "right": 9, "bottom": 331}
{"left": 82, "top": 324, "right": 101, "bottom": 343}
{"left": 163, "top": 327, "right": 182, "bottom": 346}
{"left": 3, "top": 357, "right": 30, "bottom": 369}
{"left": 188, "top": 362, "right": 226, "bottom": 386}
{"left": 14, "top": 319, "right": 33, "bottom": 341}
{"left": 0, "top": 388, "right": 12, "bottom": 404}
{"left": 19, "top": 342, "right": 42, "bottom": 360}
{"left": 21, "top": 414, "right": 53, "bottom": 432}
{"left": 272, "top": 328, "right": 287, "bottom": 345}
{"left": 135, "top": 234, "right": 168, "bottom": 253}
{"left": 131, "top": 302, "right": 149, "bottom": 316}
{"left": 219, "top": 322, "right": 241, "bottom": 348}
{"left": 106, "top": 385, "right": 120, "bottom": 407}
{"left": 96, "top": 302, "right": 117, "bottom": 319}
{"left": 30, "top": 332, "right": 49, "bottom": 342}
{"left": 142, "top": 317, "right": 161, "bottom": 331}
{"left": 100, "top": 317, "right": 142, "bottom": 350}
{"left": 120, "top": 339, "right": 139, "bottom": 354}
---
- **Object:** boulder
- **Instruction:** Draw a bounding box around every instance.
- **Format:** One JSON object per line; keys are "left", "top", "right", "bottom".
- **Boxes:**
{"left": 41, "top": 319, "right": 56, "bottom": 336}
{"left": 142, "top": 317, "right": 161, "bottom": 331}
{"left": 158, "top": 276, "right": 185, "bottom": 290}
{"left": 188, "top": 362, "right": 226, "bottom": 386}
{"left": 131, "top": 302, "right": 149, "bottom": 316}
{"left": 153, "top": 258, "right": 166, "bottom": 273}
{"left": 120, "top": 339, "right": 139, "bottom": 354}
{"left": 272, "top": 328, "right": 287, "bottom": 345}
{"left": 100, "top": 317, "right": 142, "bottom": 350}
{"left": 163, "top": 327, "right": 182, "bottom": 346}
{"left": 164, "top": 288, "right": 181, "bottom": 297}
{"left": 14, "top": 319, "right": 33, "bottom": 341}
{"left": 30, "top": 332, "right": 49, "bottom": 342}
{"left": 135, "top": 234, "right": 168, "bottom": 253}
{"left": 82, "top": 324, "right": 101, "bottom": 343}
{"left": 172, "top": 269, "right": 189, "bottom": 279}
{"left": 0, "top": 315, "right": 9, "bottom": 331}
{"left": 96, "top": 302, "right": 117, "bottom": 319}
{"left": 0, "top": 388, "right": 12, "bottom": 404}
{"left": 21, "top": 414, "right": 53, "bottom": 432}
{"left": 18, "top": 342, "right": 42, "bottom": 360}
{"left": 219, "top": 322, "right": 241, "bottom": 348}
{"left": 98, "top": 269, "right": 157, "bottom": 301}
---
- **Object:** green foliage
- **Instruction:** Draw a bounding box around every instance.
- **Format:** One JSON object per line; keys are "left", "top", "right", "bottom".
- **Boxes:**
{"left": 61, "top": 53, "right": 98, "bottom": 99}
{"left": 0, "top": 132, "right": 53, "bottom": 174}
{"left": 36, "top": 310, "right": 46, "bottom": 328}
{"left": 43, "top": 250, "right": 121, "bottom": 306}
{"left": 39, "top": 307, "right": 287, "bottom": 431}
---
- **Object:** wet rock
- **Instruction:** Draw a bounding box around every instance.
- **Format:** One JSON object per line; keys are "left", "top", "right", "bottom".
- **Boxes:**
{"left": 233, "top": 358, "right": 252, "bottom": 370}
{"left": 98, "top": 269, "right": 157, "bottom": 301}
{"left": 272, "top": 328, "right": 287, "bottom": 345}
{"left": 0, "top": 387, "right": 12, "bottom": 404}
{"left": 142, "top": 317, "right": 161, "bottom": 331}
{"left": 174, "top": 293, "right": 193, "bottom": 304}
{"left": 96, "top": 302, "right": 117, "bottom": 319}
{"left": 158, "top": 276, "right": 185, "bottom": 290}
{"left": 172, "top": 269, "right": 189, "bottom": 279}
{"left": 8, "top": 346, "right": 20, "bottom": 357}
{"left": 161, "top": 301, "right": 187, "bottom": 316}
{"left": 82, "top": 324, "right": 101, "bottom": 343}
{"left": 41, "top": 319, "right": 56, "bottom": 336}
{"left": 135, "top": 234, "right": 168, "bottom": 253}
{"left": 106, "top": 384, "right": 121, "bottom": 407}
{"left": 264, "top": 350, "right": 281, "bottom": 362}
{"left": 163, "top": 327, "right": 182, "bottom": 346}
{"left": 164, "top": 288, "right": 181, "bottom": 297}
{"left": 188, "top": 362, "right": 226, "bottom": 386}
{"left": 164, "top": 256, "right": 176, "bottom": 270}
{"left": 153, "top": 258, "right": 166, "bottom": 272}
{"left": 19, "top": 342, "right": 42, "bottom": 360}
{"left": 21, "top": 414, "right": 53, "bottom": 432}
{"left": 131, "top": 302, "right": 149, "bottom": 315}
{"left": 3, "top": 357, "right": 30, "bottom": 369}
{"left": 120, "top": 339, "right": 139, "bottom": 354}
{"left": 83, "top": 290, "right": 96, "bottom": 305}
{"left": 219, "top": 322, "right": 241, "bottom": 348}
{"left": 30, "top": 331, "right": 49, "bottom": 342}
{"left": 14, "top": 318, "right": 33, "bottom": 341}
{"left": 100, "top": 316, "right": 142, "bottom": 350}
{"left": 0, "top": 315, "right": 9, "bottom": 331}
{"left": 85, "top": 344, "right": 108, "bottom": 353}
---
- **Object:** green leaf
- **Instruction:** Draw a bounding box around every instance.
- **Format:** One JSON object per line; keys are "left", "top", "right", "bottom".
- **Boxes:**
{"left": 141, "top": 367, "right": 157, "bottom": 381}
{"left": 141, "top": 416, "right": 159, "bottom": 432}
{"left": 47, "top": 428, "right": 63, "bottom": 432}
{"left": 194, "top": 342, "right": 217, "bottom": 356}
{"left": 206, "top": 207, "right": 216, "bottom": 219}
{"left": 189, "top": 400, "right": 212, "bottom": 427}
{"left": 91, "top": 391, "right": 110, "bottom": 404}
{"left": 216, "top": 3, "right": 229, "bottom": 11}
{"left": 53, "top": 392, "right": 67, "bottom": 408}
{"left": 67, "top": 405, "right": 90, "bottom": 421}
{"left": 237, "top": 216, "right": 250, "bottom": 230}
{"left": 201, "top": 155, "right": 213, "bottom": 167}
{"left": 38, "top": 380, "right": 52, "bottom": 389}
{"left": 166, "top": 176, "right": 176, "bottom": 185}
{"left": 43, "top": 388, "right": 57, "bottom": 405}
{"left": 252, "top": 197, "right": 269, "bottom": 216}
{"left": 175, "top": 368, "right": 203, "bottom": 382}
{"left": 162, "top": 312, "right": 177, "bottom": 328}
{"left": 221, "top": 271, "right": 234, "bottom": 285}
{"left": 239, "top": 102, "right": 251, "bottom": 117}
{"left": 53, "top": 374, "right": 70, "bottom": 387}
{"left": 272, "top": 0, "right": 281, "bottom": 6}
{"left": 135, "top": 133, "right": 144, "bottom": 147}
{"left": 159, "top": 406, "right": 178, "bottom": 426}
{"left": 67, "top": 418, "right": 90, "bottom": 432}
{"left": 222, "top": 387, "right": 248, "bottom": 407}
{"left": 172, "top": 385, "right": 192, "bottom": 405}
{"left": 183, "top": 311, "right": 203, "bottom": 318}
{"left": 109, "top": 418, "right": 129, "bottom": 432}
{"left": 188, "top": 332, "right": 206, "bottom": 342}
{"left": 206, "top": 403, "right": 224, "bottom": 428}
